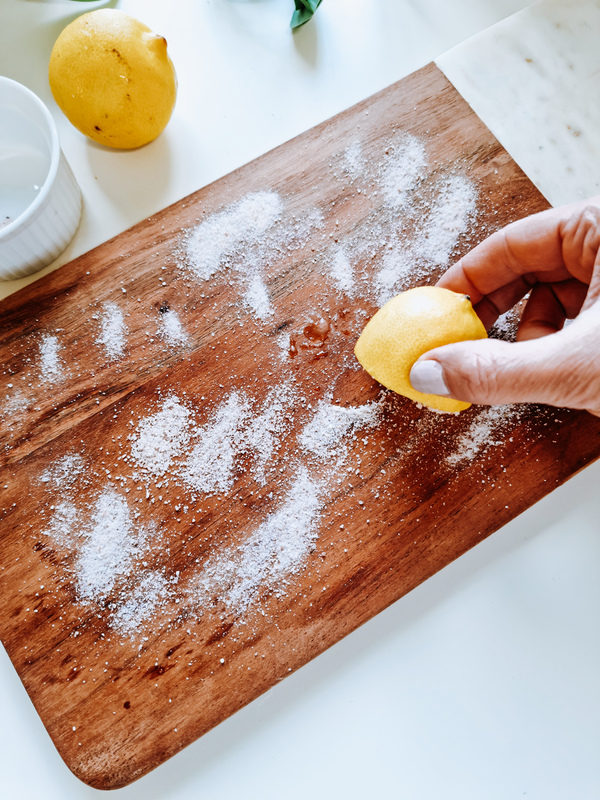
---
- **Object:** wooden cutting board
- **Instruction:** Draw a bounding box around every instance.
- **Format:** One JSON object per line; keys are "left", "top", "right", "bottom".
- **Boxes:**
{"left": 1, "top": 63, "right": 599, "bottom": 789}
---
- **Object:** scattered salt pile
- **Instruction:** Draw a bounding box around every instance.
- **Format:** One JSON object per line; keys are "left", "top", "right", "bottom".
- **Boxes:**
{"left": 330, "top": 246, "right": 355, "bottom": 296}
{"left": 129, "top": 396, "right": 192, "bottom": 477}
{"left": 193, "top": 468, "right": 322, "bottom": 613}
{"left": 43, "top": 488, "right": 168, "bottom": 634}
{"left": 158, "top": 307, "right": 188, "bottom": 347}
{"left": 446, "top": 405, "right": 519, "bottom": 467}
{"left": 111, "top": 570, "right": 171, "bottom": 636}
{"left": 75, "top": 489, "right": 142, "bottom": 603}
{"left": 1, "top": 388, "right": 30, "bottom": 418}
{"left": 45, "top": 500, "right": 80, "bottom": 549}
{"left": 374, "top": 173, "right": 478, "bottom": 305}
{"left": 375, "top": 245, "right": 420, "bottom": 306}
{"left": 380, "top": 134, "right": 428, "bottom": 209}
{"left": 299, "top": 399, "right": 381, "bottom": 462}
{"left": 184, "top": 190, "right": 284, "bottom": 282}
{"left": 416, "top": 175, "right": 478, "bottom": 267}
{"left": 243, "top": 383, "right": 297, "bottom": 484}
{"left": 128, "top": 387, "right": 379, "bottom": 502}
{"left": 343, "top": 140, "right": 365, "bottom": 181}
{"left": 39, "top": 334, "right": 64, "bottom": 382}
{"left": 96, "top": 301, "right": 126, "bottom": 360}
{"left": 44, "top": 489, "right": 149, "bottom": 605}
{"left": 182, "top": 190, "right": 323, "bottom": 324}
{"left": 243, "top": 273, "right": 273, "bottom": 321}
{"left": 40, "top": 454, "right": 86, "bottom": 487}
{"left": 181, "top": 392, "right": 250, "bottom": 495}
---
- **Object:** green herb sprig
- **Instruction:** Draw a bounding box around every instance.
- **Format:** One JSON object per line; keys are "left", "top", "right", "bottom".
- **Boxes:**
{"left": 291, "top": 0, "right": 323, "bottom": 29}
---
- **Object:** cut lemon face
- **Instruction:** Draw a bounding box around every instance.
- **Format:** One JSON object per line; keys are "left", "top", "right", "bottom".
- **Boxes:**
{"left": 355, "top": 286, "right": 487, "bottom": 413}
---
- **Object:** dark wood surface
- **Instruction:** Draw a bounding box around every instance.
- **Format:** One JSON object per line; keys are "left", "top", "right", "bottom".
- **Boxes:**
{"left": 1, "top": 63, "right": 598, "bottom": 789}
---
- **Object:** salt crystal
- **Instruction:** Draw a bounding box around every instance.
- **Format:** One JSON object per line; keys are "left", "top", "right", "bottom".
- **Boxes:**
{"left": 380, "top": 134, "right": 427, "bottom": 209}
{"left": 343, "top": 141, "right": 365, "bottom": 181}
{"left": 40, "top": 454, "right": 86, "bottom": 487}
{"left": 299, "top": 399, "right": 381, "bottom": 461}
{"left": 75, "top": 489, "right": 140, "bottom": 602}
{"left": 416, "top": 175, "right": 477, "bottom": 266}
{"left": 112, "top": 570, "right": 170, "bottom": 636}
{"left": 182, "top": 392, "right": 250, "bottom": 495}
{"left": 194, "top": 468, "right": 322, "bottom": 613}
{"left": 130, "top": 396, "right": 191, "bottom": 477}
{"left": 446, "top": 405, "right": 519, "bottom": 467}
{"left": 184, "top": 191, "right": 284, "bottom": 281}
{"left": 44, "top": 500, "right": 80, "bottom": 548}
{"left": 97, "top": 302, "right": 126, "bottom": 360}
{"left": 158, "top": 308, "right": 188, "bottom": 347}
{"left": 182, "top": 190, "right": 322, "bottom": 323}
{"left": 243, "top": 273, "right": 273, "bottom": 321}
{"left": 375, "top": 245, "right": 419, "bottom": 305}
{"left": 330, "top": 246, "right": 355, "bottom": 296}
{"left": 243, "top": 383, "right": 296, "bottom": 484}
{"left": 39, "top": 334, "right": 64, "bottom": 382}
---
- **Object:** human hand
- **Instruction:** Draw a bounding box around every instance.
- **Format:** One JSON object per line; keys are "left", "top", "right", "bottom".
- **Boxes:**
{"left": 408, "top": 198, "right": 600, "bottom": 416}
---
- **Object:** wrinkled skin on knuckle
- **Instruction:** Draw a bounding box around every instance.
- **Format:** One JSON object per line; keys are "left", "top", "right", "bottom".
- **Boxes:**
{"left": 442, "top": 344, "right": 505, "bottom": 405}
{"left": 562, "top": 203, "right": 600, "bottom": 281}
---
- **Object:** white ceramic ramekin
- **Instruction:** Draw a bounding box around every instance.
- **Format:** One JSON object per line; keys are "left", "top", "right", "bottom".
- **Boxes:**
{"left": 0, "top": 76, "right": 82, "bottom": 280}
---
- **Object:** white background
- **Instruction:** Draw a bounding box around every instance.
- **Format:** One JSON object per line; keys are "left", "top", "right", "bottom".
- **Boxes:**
{"left": 1, "top": 1, "right": 599, "bottom": 798}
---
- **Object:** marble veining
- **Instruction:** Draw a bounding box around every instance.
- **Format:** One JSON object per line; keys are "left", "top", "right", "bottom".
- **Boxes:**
{"left": 437, "top": 0, "right": 600, "bottom": 207}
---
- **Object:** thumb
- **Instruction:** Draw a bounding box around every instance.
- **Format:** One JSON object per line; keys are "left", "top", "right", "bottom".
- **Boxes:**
{"left": 409, "top": 313, "right": 600, "bottom": 415}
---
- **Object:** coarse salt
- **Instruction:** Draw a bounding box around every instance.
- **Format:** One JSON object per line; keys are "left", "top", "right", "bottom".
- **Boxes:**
{"left": 416, "top": 175, "right": 478, "bottom": 267}
{"left": 243, "top": 273, "right": 273, "bottom": 321}
{"left": 193, "top": 468, "right": 322, "bottom": 613}
{"left": 111, "top": 570, "right": 171, "bottom": 636}
{"left": 158, "top": 308, "right": 188, "bottom": 347}
{"left": 343, "top": 141, "right": 365, "bottom": 181}
{"left": 96, "top": 301, "right": 126, "bottom": 360}
{"left": 39, "top": 334, "right": 64, "bottom": 382}
{"left": 40, "top": 454, "right": 86, "bottom": 487}
{"left": 299, "top": 399, "right": 381, "bottom": 462}
{"left": 181, "top": 391, "right": 250, "bottom": 495}
{"left": 330, "top": 246, "right": 355, "bottom": 296}
{"left": 130, "top": 396, "right": 191, "bottom": 477}
{"left": 380, "top": 134, "right": 427, "bottom": 209}
{"left": 446, "top": 405, "right": 519, "bottom": 467}
{"left": 184, "top": 190, "right": 284, "bottom": 282}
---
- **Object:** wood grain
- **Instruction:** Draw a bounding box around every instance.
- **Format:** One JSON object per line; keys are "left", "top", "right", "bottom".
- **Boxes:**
{"left": 1, "top": 63, "right": 598, "bottom": 789}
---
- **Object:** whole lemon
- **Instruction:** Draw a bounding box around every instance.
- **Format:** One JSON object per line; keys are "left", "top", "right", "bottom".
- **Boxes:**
{"left": 49, "top": 9, "right": 177, "bottom": 149}
{"left": 355, "top": 286, "right": 487, "bottom": 413}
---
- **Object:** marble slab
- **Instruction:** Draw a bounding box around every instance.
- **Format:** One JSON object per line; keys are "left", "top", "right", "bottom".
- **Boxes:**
{"left": 437, "top": 0, "right": 600, "bottom": 207}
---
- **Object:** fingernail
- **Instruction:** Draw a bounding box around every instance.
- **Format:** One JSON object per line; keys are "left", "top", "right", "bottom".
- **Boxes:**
{"left": 409, "top": 360, "right": 450, "bottom": 396}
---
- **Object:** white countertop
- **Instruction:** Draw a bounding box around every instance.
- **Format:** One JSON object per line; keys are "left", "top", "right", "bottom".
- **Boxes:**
{"left": 1, "top": 1, "right": 599, "bottom": 798}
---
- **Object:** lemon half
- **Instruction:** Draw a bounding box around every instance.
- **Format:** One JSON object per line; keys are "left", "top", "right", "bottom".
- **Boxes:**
{"left": 49, "top": 9, "right": 177, "bottom": 149}
{"left": 355, "top": 286, "right": 487, "bottom": 413}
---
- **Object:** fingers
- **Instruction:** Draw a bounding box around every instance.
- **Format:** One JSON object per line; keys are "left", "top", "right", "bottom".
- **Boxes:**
{"left": 437, "top": 197, "right": 600, "bottom": 307}
{"left": 517, "top": 279, "right": 588, "bottom": 341}
{"left": 409, "top": 303, "right": 600, "bottom": 415}
{"left": 418, "top": 199, "right": 600, "bottom": 416}
{"left": 581, "top": 248, "right": 600, "bottom": 312}
{"left": 437, "top": 205, "right": 571, "bottom": 302}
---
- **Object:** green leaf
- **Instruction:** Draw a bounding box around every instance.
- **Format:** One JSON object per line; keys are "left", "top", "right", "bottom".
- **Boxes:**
{"left": 291, "top": 0, "right": 323, "bottom": 29}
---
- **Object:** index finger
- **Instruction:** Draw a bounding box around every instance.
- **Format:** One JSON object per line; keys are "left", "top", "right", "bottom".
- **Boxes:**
{"left": 436, "top": 198, "right": 600, "bottom": 303}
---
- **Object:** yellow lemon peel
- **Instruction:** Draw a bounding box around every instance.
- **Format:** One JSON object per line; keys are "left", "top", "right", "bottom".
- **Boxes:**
{"left": 355, "top": 286, "right": 487, "bottom": 413}
{"left": 49, "top": 9, "right": 177, "bottom": 149}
